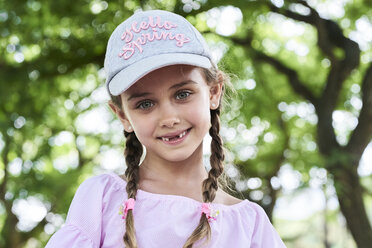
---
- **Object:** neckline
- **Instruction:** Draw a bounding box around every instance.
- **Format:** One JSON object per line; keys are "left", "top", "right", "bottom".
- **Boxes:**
{"left": 108, "top": 172, "right": 249, "bottom": 209}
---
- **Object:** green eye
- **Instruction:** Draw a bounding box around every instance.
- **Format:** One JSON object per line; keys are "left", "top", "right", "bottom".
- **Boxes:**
{"left": 176, "top": 91, "right": 191, "bottom": 100}
{"left": 137, "top": 100, "right": 153, "bottom": 109}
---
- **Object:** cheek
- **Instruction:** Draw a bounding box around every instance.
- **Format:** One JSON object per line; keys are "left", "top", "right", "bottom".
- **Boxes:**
{"left": 184, "top": 96, "right": 211, "bottom": 126}
{"left": 128, "top": 114, "right": 155, "bottom": 140}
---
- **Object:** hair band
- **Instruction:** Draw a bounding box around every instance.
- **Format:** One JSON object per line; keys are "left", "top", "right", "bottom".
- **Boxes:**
{"left": 119, "top": 198, "right": 136, "bottom": 219}
{"left": 201, "top": 203, "right": 220, "bottom": 222}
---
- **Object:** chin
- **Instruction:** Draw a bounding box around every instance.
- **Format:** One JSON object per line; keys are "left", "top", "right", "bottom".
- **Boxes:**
{"left": 162, "top": 153, "right": 193, "bottom": 163}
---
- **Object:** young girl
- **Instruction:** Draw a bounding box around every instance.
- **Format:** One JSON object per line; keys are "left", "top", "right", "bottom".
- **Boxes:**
{"left": 46, "top": 10, "right": 286, "bottom": 248}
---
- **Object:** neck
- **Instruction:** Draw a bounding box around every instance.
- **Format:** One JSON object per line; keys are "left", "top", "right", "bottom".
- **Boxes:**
{"left": 139, "top": 143, "right": 208, "bottom": 187}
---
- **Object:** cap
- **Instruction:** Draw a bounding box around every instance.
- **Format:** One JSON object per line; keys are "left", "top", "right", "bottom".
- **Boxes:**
{"left": 104, "top": 10, "right": 213, "bottom": 96}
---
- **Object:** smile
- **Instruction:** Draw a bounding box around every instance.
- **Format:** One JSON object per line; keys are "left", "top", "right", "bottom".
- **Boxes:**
{"left": 158, "top": 128, "right": 191, "bottom": 144}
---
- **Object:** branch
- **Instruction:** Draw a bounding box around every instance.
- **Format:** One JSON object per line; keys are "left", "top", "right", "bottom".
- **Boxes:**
{"left": 362, "top": 183, "right": 372, "bottom": 197}
{"left": 2, "top": 30, "right": 106, "bottom": 85}
{"left": 317, "top": 39, "right": 359, "bottom": 112}
{"left": 267, "top": 0, "right": 362, "bottom": 153}
{"left": 347, "top": 63, "right": 372, "bottom": 158}
{"left": 269, "top": 0, "right": 342, "bottom": 61}
{"left": 268, "top": 0, "right": 317, "bottom": 25}
{"left": 3, "top": 52, "right": 104, "bottom": 84}
{"left": 0, "top": 132, "right": 10, "bottom": 203}
{"left": 255, "top": 50, "right": 317, "bottom": 105}
{"left": 228, "top": 34, "right": 317, "bottom": 104}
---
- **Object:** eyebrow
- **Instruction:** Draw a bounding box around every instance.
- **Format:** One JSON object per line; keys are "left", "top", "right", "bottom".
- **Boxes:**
{"left": 169, "top": 80, "right": 197, "bottom": 90}
{"left": 127, "top": 80, "right": 198, "bottom": 101}
{"left": 127, "top": 92, "right": 151, "bottom": 101}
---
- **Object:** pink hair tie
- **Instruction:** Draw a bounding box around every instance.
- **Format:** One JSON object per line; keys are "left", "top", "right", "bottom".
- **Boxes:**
{"left": 119, "top": 198, "right": 136, "bottom": 219}
{"left": 201, "top": 203, "right": 220, "bottom": 222}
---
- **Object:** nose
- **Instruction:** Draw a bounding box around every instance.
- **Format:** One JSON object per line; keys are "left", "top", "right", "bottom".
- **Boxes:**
{"left": 159, "top": 104, "right": 180, "bottom": 128}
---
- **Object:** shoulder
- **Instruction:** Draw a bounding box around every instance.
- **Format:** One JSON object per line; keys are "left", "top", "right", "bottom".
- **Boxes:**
{"left": 57, "top": 173, "right": 127, "bottom": 247}
{"left": 66, "top": 173, "right": 127, "bottom": 218}
{"left": 215, "top": 192, "right": 267, "bottom": 220}
{"left": 216, "top": 189, "right": 243, "bottom": 206}
{"left": 75, "top": 173, "right": 127, "bottom": 194}
{"left": 242, "top": 201, "right": 287, "bottom": 247}
{"left": 233, "top": 199, "right": 271, "bottom": 222}
{"left": 219, "top": 199, "right": 286, "bottom": 246}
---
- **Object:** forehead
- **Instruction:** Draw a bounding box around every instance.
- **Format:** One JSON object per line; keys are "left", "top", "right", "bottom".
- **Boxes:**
{"left": 122, "top": 65, "right": 206, "bottom": 97}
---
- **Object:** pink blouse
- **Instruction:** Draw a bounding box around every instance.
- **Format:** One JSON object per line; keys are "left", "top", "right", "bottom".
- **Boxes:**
{"left": 45, "top": 173, "right": 286, "bottom": 247}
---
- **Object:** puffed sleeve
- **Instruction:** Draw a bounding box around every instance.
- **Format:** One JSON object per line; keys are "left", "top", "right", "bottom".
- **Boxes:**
{"left": 45, "top": 224, "right": 95, "bottom": 248}
{"left": 45, "top": 175, "right": 111, "bottom": 248}
{"left": 250, "top": 202, "right": 286, "bottom": 248}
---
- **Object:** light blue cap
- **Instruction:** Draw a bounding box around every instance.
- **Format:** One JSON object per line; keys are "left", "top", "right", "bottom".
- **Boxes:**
{"left": 104, "top": 10, "right": 213, "bottom": 96}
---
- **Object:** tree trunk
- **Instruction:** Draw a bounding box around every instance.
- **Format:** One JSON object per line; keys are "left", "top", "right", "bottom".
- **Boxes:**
{"left": 330, "top": 164, "right": 372, "bottom": 248}
{"left": 1, "top": 203, "right": 21, "bottom": 248}
{"left": 323, "top": 184, "right": 331, "bottom": 248}
{"left": 263, "top": 180, "right": 278, "bottom": 222}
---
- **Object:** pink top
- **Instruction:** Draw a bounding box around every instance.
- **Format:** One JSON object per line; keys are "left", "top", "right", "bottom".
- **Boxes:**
{"left": 46, "top": 173, "right": 286, "bottom": 247}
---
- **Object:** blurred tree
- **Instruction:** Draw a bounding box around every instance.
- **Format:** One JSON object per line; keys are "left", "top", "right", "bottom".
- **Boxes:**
{"left": 0, "top": 0, "right": 132, "bottom": 246}
{"left": 0, "top": 0, "right": 371, "bottom": 247}
{"left": 190, "top": 0, "right": 371, "bottom": 247}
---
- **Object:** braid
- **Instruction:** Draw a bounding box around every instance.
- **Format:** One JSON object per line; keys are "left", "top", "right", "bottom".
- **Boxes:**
{"left": 123, "top": 131, "right": 143, "bottom": 248}
{"left": 183, "top": 108, "right": 224, "bottom": 248}
{"left": 203, "top": 108, "right": 224, "bottom": 202}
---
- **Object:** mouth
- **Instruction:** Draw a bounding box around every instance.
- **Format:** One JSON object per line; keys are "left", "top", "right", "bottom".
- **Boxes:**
{"left": 158, "top": 128, "right": 192, "bottom": 143}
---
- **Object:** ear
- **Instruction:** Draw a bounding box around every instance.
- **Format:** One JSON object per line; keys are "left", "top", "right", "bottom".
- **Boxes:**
{"left": 108, "top": 100, "right": 133, "bottom": 133}
{"left": 209, "top": 81, "right": 224, "bottom": 110}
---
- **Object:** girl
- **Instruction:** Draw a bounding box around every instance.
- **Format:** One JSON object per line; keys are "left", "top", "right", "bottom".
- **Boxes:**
{"left": 46, "top": 10, "right": 286, "bottom": 248}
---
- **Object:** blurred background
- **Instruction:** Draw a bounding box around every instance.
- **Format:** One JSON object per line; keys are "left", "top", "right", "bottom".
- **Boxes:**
{"left": 1, "top": 0, "right": 372, "bottom": 247}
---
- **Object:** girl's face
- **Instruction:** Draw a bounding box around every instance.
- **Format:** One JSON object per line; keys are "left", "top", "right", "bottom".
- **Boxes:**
{"left": 113, "top": 65, "right": 223, "bottom": 164}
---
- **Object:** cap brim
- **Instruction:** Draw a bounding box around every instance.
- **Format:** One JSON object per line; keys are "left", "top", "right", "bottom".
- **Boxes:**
{"left": 108, "top": 53, "right": 212, "bottom": 96}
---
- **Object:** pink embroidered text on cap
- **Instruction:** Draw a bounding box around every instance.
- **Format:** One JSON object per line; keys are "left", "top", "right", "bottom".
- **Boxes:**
{"left": 118, "top": 15, "right": 191, "bottom": 60}
{"left": 104, "top": 10, "right": 213, "bottom": 96}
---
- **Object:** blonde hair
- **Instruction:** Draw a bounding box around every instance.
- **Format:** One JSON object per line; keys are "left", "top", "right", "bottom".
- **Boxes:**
{"left": 110, "top": 65, "right": 232, "bottom": 247}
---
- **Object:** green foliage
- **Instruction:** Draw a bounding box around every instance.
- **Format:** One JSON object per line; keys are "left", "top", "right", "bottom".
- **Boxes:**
{"left": 1, "top": 0, "right": 371, "bottom": 247}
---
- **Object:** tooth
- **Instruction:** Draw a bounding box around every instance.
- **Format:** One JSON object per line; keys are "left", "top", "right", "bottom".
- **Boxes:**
{"left": 180, "top": 131, "right": 186, "bottom": 138}
{"left": 162, "top": 130, "right": 187, "bottom": 141}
